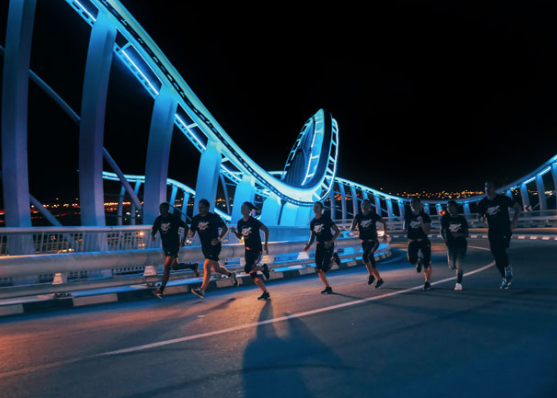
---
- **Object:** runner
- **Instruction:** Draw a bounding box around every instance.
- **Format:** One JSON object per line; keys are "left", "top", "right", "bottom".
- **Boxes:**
{"left": 404, "top": 197, "right": 433, "bottom": 290}
{"left": 190, "top": 199, "right": 238, "bottom": 298}
{"left": 230, "top": 202, "right": 271, "bottom": 300}
{"left": 440, "top": 200, "right": 468, "bottom": 290}
{"left": 151, "top": 202, "right": 199, "bottom": 299}
{"left": 477, "top": 180, "right": 522, "bottom": 289}
{"left": 351, "top": 199, "right": 387, "bottom": 288}
{"left": 304, "top": 201, "right": 341, "bottom": 295}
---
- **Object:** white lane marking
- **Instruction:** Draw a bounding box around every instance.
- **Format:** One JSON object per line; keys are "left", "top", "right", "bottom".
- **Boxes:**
{"left": 93, "top": 255, "right": 495, "bottom": 358}
{"left": 0, "top": 244, "right": 495, "bottom": 378}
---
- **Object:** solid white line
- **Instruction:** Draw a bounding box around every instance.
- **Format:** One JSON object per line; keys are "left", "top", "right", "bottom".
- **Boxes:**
{"left": 94, "top": 257, "right": 495, "bottom": 358}
{"left": 0, "top": 244, "right": 496, "bottom": 378}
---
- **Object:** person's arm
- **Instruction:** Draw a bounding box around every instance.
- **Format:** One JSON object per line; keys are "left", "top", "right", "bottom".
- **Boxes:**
{"left": 460, "top": 217, "right": 469, "bottom": 238}
{"left": 304, "top": 232, "right": 316, "bottom": 252}
{"left": 350, "top": 217, "right": 358, "bottom": 231}
{"left": 151, "top": 218, "right": 159, "bottom": 241}
{"left": 260, "top": 223, "right": 269, "bottom": 254}
{"left": 439, "top": 218, "right": 447, "bottom": 243}
{"left": 511, "top": 202, "right": 522, "bottom": 230}
{"left": 230, "top": 222, "right": 243, "bottom": 240}
{"left": 217, "top": 223, "right": 228, "bottom": 242}
{"left": 419, "top": 215, "right": 431, "bottom": 235}
{"left": 326, "top": 223, "right": 341, "bottom": 248}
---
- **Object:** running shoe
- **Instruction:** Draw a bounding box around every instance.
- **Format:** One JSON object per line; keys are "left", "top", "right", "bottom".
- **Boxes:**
{"left": 416, "top": 259, "right": 423, "bottom": 273}
{"left": 333, "top": 252, "right": 341, "bottom": 266}
{"left": 262, "top": 263, "right": 270, "bottom": 280}
{"left": 230, "top": 271, "right": 239, "bottom": 287}
{"left": 375, "top": 279, "right": 384, "bottom": 289}
{"left": 454, "top": 283, "right": 463, "bottom": 291}
{"left": 423, "top": 282, "right": 431, "bottom": 290}
{"left": 368, "top": 274, "right": 376, "bottom": 285}
{"left": 191, "top": 287, "right": 205, "bottom": 298}
{"left": 505, "top": 266, "right": 513, "bottom": 285}
{"left": 257, "top": 291, "right": 271, "bottom": 301}
{"left": 500, "top": 279, "right": 510, "bottom": 290}
{"left": 152, "top": 289, "right": 163, "bottom": 299}
{"left": 321, "top": 286, "right": 333, "bottom": 295}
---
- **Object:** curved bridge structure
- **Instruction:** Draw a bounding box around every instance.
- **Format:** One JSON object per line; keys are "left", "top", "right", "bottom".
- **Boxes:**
{"left": 1, "top": 0, "right": 556, "bottom": 256}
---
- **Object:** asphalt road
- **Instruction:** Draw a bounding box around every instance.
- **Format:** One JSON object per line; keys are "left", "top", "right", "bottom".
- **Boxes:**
{"left": 1, "top": 239, "right": 556, "bottom": 398}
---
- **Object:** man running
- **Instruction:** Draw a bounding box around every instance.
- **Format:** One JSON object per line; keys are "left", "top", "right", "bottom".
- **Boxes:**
{"left": 230, "top": 202, "right": 271, "bottom": 301}
{"left": 151, "top": 202, "right": 199, "bottom": 298}
{"left": 477, "top": 180, "right": 522, "bottom": 289}
{"left": 404, "top": 197, "right": 433, "bottom": 290}
{"left": 351, "top": 199, "right": 386, "bottom": 288}
{"left": 304, "top": 201, "right": 341, "bottom": 295}
{"left": 190, "top": 199, "right": 238, "bottom": 298}
{"left": 440, "top": 200, "right": 469, "bottom": 290}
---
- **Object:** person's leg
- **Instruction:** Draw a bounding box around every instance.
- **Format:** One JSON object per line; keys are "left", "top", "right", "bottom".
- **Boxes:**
{"left": 172, "top": 261, "right": 200, "bottom": 277}
{"left": 489, "top": 237, "right": 507, "bottom": 278}
{"left": 421, "top": 240, "right": 432, "bottom": 285}
{"left": 456, "top": 241, "right": 466, "bottom": 285}
{"left": 408, "top": 240, "right": 422, "bottom": 273}
{"left": 317, "top": 269, "right": 330, "bottom": 288}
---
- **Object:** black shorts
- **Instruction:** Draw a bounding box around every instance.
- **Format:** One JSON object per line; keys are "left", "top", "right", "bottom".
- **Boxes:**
{"left": 361, "top": 239, "right": 379, "bottom": 265}
{"left": 315, "top": 243, "right": 335, "bottom": 272}
{"left": 244, "top": 250, "right": 262, "bottom": 274}
{"left": 201, "top": 243, "right": 222, "bottom": 261}
{"left": 407, "top": 239, "right": 432, "bottom": 267}
{"left": 162, "top": 242, "right": 179, "bottom": 258}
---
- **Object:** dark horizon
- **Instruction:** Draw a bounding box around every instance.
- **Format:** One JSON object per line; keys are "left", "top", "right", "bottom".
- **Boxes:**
{"left": 1, "top": 0, "right": 557, "bottom": 203}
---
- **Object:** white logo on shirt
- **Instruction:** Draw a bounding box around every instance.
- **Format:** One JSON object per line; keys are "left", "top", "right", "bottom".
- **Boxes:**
{"left": 313, "top": 224, "right": 325, "bottom": 234}
{"left": 241, "top": 227, "right": 252, "bottom": 237}
{"left": 449, "top": 223, "right": 462, "bottom": 233}
{"left": 410, "top": 220, "right": 422, "bottom": 229}
{"left": 160, "top": 222, "right": 171, "bottom": 233}
{"left": 487, "top": 205, "right": 501, "bottom": 216}
{"left": 359, "top": 219, "right": 373, "bottom": 229}
{"left": 198, "top": 221, "right": 209, "bottom": 231}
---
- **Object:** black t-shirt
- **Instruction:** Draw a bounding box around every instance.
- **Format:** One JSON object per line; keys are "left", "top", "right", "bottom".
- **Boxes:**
{"left": 405, "top": 211, "right": 431, "bottom": 240}
{"left": 151, "top": 214, "right": 188, "bottom": 245}
{"left": 441, "top": 214, "right": 469, "bottom": 244}
{"left": 310, "top": 215, "right": 335, "bottom": 244}
{"left": 237, "top": 216, "right": 263, "bottom": 251}
{"left": 353, "top": 212, "right": 381, "bottom": 240}
{"left": 190, "top": 212, "right": 226, "bottom": 247}
{"left": 477, "top": 194, "right": 515, "bottom": 236}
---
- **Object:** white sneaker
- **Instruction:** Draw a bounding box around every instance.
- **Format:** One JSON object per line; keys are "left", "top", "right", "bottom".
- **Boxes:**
{"left": 454, "top": 283, "right": 463, "bottom": 291}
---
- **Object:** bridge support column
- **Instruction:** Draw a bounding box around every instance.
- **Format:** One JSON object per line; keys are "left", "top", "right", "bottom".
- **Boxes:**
{"left": 424, "top": 203, "right": 431, "bottom": 215}
{"left": 374, "top": 195, "right": 382, "bottom": 218}
{"left": 79, "top": 11, "right": 116, "bottom": 231}
{"left": 231, "top": 175, "right": 255, "bottom": 225}
{"left": 1, "top": 0, "right": 37, "bottom": 255}
{"left": 463, "top": 203, "right": 471, "bottom": 215}
{"left": 520, "top": 183, "right": 530, "bottom": 210}
{"left": 194, "top": 140, "right": 222, "bottom": 212}
{"left": 279, "top": 202, "right": 298, "bottom": 226}
{"left": 180, "top": 191, "right": 190, "bottom": 222}
{"left": 386, "top": 199, "right": 394, "bottom": 218}
{"left": 350, "top": 186, "right": 359, "bottom": 217}
{"left": 552, "top": 163, "right": 557, "bottom": 200}
{"left": 295, "top": 205, "right": 312, "bottom": 226}
{"left": 536, "top": 175, "right": 547, "bottom": 211}
{"left": 398, "top": 200, "right": 406, "bottom": 219}
{"left": 260, "top": 193, "right": 281, "bottom": 226}
{"left": 130, "top": 181, "right": 142, "bottom": 225}
{"left": 143, "top": 85, "right": 178, "bottom": 225}
{"left": 329, "top": 187, "right": 336, "bottom": 220}
{"left": 339, "top": 184, "right": 347, "bottom": 223}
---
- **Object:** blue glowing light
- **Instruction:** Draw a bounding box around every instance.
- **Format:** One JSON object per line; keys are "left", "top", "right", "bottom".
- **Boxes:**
{"left": 175, "top": 114, "right": 206, "bottom": 150}
{"left": 539, "top": 167, "right": 552, "bottom": 176}
{"left": 74, "top": 0, "right": 96, "bottom": 22}
{"left": 122, "top": 50, "right": 159, "bottom": 95}
{"left": 523, "top": 177, "right": 536, "bottom": 185}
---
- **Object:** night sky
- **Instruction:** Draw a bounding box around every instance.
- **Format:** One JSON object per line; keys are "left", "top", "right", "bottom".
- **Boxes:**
{"left": 1, "top": 0, "right": 557, "bottom": 202}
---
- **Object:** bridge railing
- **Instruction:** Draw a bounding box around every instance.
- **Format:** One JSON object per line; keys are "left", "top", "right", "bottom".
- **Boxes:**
{"left": 335, "top": 210, "right": 557, "bottom": 231}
